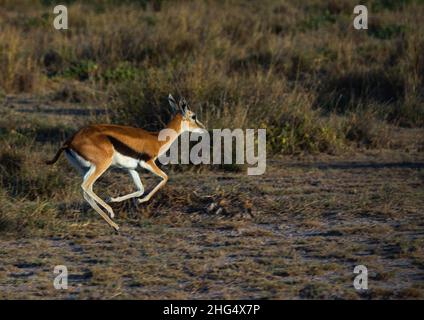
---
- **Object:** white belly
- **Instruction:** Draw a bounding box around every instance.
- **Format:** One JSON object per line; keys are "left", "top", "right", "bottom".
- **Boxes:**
{"left": 111, "top": 151, "right": 139, "bottom": 169}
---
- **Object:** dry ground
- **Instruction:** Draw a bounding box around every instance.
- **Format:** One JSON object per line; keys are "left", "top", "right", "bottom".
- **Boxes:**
{"left": 0, "top": 96, "right": 423, "bottom": 299}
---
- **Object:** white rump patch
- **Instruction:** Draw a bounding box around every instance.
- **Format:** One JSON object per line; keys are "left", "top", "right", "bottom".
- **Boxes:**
{"left": 65, "top": 149, "right": 92, "bottom": 170}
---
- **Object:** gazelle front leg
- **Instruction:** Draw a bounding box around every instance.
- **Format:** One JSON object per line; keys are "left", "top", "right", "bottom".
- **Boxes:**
{"left": 138, "top": 160, "right": 168, "bottom": 204}
{"left": 109, "top": 169, "right": 145, "bottom": 203}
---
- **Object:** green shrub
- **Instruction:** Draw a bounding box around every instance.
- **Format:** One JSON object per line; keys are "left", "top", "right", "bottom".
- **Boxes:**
{"left": 299, "top": 11, "right": 337, "bottom": 31}
{"left": 372, "top": 0, "right": 413, "bottom": 12}
{"left": 267, "top": 112, "right": 343, "bottom": 155}
{"left": 103, "top": 62, "right": 138, "bottom": 83}
{"left": 369, "top": 24, "right": 407, "bottom": 40}
{"left": 63, "top": 60, "right": 99, "bottom": 81}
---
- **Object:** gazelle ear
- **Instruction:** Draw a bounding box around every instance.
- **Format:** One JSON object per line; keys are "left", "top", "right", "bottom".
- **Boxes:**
{"left": 168, "top": 94, "right": 178, "bottom": 113}
{"left": 179, "top": 97, "right": 189, "bottom": 114}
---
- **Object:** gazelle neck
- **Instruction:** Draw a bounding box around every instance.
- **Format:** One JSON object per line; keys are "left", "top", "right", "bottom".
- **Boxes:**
{"left": 157, "top": 113, "right": 184, "bottom": 155}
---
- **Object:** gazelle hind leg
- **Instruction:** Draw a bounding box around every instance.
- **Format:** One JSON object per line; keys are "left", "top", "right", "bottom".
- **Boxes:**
{"left": 82, "top": 162, "right": 118, "bottom": 228}
{"left": 138, "top": 161, "right": 168, "bottom": 204}
{"left": 109, "top": 169, "right": 144, "bottom": 203}
{"left": 83, "top": 191, "right": 119, "bottom": 231}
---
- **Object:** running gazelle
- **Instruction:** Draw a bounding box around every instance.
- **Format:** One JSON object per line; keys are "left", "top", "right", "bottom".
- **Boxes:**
{"left": 46, "top": 95, "right": 206, "bottom": 231}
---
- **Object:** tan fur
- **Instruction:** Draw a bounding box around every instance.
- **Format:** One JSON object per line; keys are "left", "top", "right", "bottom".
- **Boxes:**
{"left": 46, "top": 102, "right": 205, "bottom": 231}
{"left": 68, "top": 114, "right": 183, "bottom": 164}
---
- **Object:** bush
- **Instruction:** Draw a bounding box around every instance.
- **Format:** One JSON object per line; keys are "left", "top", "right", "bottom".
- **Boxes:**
{"left": 267, "top": 109, "right": 343, "bottom": 155}
{"left": 0, "top": 0, "right": 422, "bottom": 156}
{"left": 342, "top": 111, "right": 391, "bottom": 148}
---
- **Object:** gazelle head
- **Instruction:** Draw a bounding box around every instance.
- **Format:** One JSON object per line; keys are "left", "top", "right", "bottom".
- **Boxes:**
{"left": 168, "top": 94, "right": 206, "bottom": 133}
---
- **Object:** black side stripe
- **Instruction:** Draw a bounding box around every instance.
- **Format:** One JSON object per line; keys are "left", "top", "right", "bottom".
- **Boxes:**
{"left": 106, "top": 136, "right": 152, "bottom": 162}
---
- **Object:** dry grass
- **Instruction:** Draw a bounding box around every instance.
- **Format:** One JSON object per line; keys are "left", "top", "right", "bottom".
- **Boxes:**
{"left": 0, "top": 0, "right": 424, "bottom": 299}
{"left": 0, "top": 0, "right": 423, "bottom": 152}
{"left": 0, "top": 96, "right": 423, "bottom": 299}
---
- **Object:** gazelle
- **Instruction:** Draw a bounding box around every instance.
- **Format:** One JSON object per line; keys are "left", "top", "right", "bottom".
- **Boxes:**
{"left": 46, "top": 94, "right": 205, "bottom": 231}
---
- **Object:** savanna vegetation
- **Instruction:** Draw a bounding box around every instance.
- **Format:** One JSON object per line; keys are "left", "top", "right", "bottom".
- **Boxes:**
{"left": 0, "top": 0, "right": 423, "bottom": 299}
{"left": 1, "top": 0, "right": 423, "bottom": 150}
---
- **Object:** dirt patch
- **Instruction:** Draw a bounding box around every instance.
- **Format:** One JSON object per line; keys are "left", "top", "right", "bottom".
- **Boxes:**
{"left": 0, "top": 151, "right": 423, "bottom": 299}
{"left": 0, "top": 96, "right": 423, "bottom": 299}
